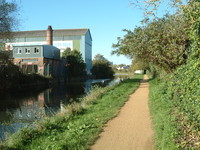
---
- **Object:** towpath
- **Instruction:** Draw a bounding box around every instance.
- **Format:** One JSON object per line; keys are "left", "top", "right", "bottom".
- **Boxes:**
{"left": 91, "top": 75, "right": 154, "bottom": 150}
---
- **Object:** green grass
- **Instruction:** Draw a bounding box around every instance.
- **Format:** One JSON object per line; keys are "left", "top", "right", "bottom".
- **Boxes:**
{"left": 149, "top": 78, "right": 178, "bottom": 150}
{"left": 2, "top": 74, "right": 143, "bottom": 150}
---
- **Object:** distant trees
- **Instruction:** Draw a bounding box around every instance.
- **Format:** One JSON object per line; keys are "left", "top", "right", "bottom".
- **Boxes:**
{"left": 62, "top": 48, "right": 86, "bottom": 79}
{"left": 91, "top": 54, "right": 114, "bottom": 79}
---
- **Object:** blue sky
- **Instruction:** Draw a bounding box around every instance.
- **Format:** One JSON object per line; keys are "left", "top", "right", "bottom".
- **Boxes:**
{"left": 14, "top": 0, "right": 144, "bottom": 65}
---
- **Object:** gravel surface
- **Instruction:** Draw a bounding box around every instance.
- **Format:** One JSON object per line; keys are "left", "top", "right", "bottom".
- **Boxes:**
{"left": 91, "top": 75, "right": 154, "bottom": 150}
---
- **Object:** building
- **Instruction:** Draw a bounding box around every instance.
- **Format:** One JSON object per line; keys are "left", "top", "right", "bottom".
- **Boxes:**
{"left": 13, "top": 45, "right": 61, "bottom": 77}
{"left": 116, "top": 65, "right": 130, "bottom": 70}
{"left": 5, "top": 26, "right": 92, "bottom": 73}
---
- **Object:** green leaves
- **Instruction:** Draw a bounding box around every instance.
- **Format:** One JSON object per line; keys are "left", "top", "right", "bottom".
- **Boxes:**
{"left": 0, "top": 0, "right": 19, "bottom": 39}
{"left": 91, "top": 54, "right": 114, "bottom": 79}
{"left": 62, "top": 48, "right": 86, "bottom": 78}
{"left": 112, "top": 14, "right": 188, "bottom": 73}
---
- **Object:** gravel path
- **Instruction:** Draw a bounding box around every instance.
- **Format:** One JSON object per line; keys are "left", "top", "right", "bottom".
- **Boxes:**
{"left": 91, "top": 75, "right": 154, "bottom": 150}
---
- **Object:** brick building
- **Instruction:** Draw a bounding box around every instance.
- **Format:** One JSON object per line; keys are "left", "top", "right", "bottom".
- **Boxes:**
{"left": 13, "top": 45, "right": 61, "bottom": 77}
{"left": 5, "top": 26, "right": 92, "bottom": 73}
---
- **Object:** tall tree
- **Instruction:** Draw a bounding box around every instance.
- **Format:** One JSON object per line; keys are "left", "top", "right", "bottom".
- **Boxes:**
{"left": 62, "top": 48, "right": 86, "bottom": 79}
{"left": 112, "top": 14, "right": 188, "bottom": 73}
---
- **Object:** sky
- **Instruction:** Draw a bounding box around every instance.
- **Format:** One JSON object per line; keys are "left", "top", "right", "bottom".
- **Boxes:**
{"left": 13, "top": 0, "right": 144, "bottom": 65}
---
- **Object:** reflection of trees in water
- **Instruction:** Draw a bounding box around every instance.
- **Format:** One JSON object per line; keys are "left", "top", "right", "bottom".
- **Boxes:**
{"left": 0, "top": 82, "right": 87, "bottom": 125}
{"left": 0, "top": 78, "right": 124, "bottom": 124}
{"left": 0, "top": 86, "right": 48, "bottom": 111}
{"left": 47, "top": 83, "right": 86, "bottom": 106}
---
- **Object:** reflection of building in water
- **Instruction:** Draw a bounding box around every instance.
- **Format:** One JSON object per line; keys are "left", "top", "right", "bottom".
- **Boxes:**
{"left": 0, "top": 92, "right": 49, "bottom": 140}
{"left": 13, "top": 93, "right": 46, "bottom": 122}
{"left": 11, "top": 90, "right": 61, "bottom": 122}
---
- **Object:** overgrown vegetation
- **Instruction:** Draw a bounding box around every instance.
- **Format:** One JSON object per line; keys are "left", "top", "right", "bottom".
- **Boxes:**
{"left": 112, "top": 14, "right": 188, "bottom": 73}
{"left": 112, "top": 0, "right": 200, "bottom": 149}
{"left": 1, "top": 75, "right": 142, "bottom": 150}
{"left": 149, "top": 73, "right": 200, "bottom": 150}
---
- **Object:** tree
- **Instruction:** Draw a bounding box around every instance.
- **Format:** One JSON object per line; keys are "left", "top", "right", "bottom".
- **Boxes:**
{"left": 91, "top": 54, "right": 114, "bottom": 79}
{"left": 112, "top": 14, "right": 188, "bottom": 73}
{"left": 0, "top": 0, "right": 19, "bottom": 54}
{"left": 0, "top": 0, "right": 20, "bottom": 89}
{"left": 93, "top": 54, "right": 109, "bottom": 62}
{"left": 130, "top": 57, "right": 149, "bottom": 72}
{"left": 62, "top": 48, "right": 86, "bottom": 79}
{"left": 0, "top": 0, "right": 18, "bottom": 41}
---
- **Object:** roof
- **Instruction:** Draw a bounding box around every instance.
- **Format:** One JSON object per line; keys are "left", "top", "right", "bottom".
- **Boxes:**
{"left": 11, "top": 28, "right": 90, "bottom": 38}
{"left": 13, "top": 44, "right": 59, "bottom": 49}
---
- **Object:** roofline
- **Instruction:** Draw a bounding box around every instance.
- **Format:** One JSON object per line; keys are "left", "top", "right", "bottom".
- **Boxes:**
{"left": 12, "top": 28, "right": 90, "bottom": 33}
{"left": 11, "top": 28, "right": 92, "bottom": 40}
{"left": 13, "top": 44, "right": 59, "bottom": 48}
{"left": 87, "top": 29, "right": 92, "bottom": 41}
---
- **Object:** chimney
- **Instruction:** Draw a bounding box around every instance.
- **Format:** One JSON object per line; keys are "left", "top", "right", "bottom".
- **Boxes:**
{"left": 46, "top": 25, "right": 53, "bottom": 45}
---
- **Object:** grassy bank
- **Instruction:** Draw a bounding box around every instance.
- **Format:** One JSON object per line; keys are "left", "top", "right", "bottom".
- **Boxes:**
{"left": 2, "top": 75, "right": 143, "bottom": 150}
{"left": 149, "top": 78, "right": 177, "bottom": 150}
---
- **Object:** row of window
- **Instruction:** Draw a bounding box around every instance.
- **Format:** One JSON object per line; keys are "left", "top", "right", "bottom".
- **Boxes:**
{"left": 17, "top": 48, "right": 40, "bottom": 54}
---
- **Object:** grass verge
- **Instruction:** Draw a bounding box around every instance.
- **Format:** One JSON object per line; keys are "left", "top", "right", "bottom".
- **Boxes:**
{"left": 2, "top": 74, "right": 143, "bottom": 150}
{"left": 149, "top": 78, "right": 177, "bottom": 150}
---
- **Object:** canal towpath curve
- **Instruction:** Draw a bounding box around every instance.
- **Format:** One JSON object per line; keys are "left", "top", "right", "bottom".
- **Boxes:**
{"left": 91, "top": 75, "right": 154, "bottom": 150}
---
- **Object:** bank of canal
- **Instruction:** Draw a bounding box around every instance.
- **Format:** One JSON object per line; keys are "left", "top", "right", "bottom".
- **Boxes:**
{"left": 1, "top": 75, "right": 142, "bottom": 149}
{"left": 0, "top": 76, "right": 127, "bottom": 141}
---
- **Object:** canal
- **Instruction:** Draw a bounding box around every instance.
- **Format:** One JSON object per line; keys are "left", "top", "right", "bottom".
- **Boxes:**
{"left": 0, "top": 77, "right": 126, "bottom": 141}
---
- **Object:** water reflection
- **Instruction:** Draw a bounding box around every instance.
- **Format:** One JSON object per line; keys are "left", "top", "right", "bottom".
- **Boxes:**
{"left": 0, "top": 83, "right": 87, "bottom": 122}
{"left": 0, "top": 76, "right": 130, "bottom": 140}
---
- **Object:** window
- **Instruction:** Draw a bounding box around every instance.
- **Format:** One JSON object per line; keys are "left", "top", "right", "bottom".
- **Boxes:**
{"left": 34, "top": 48, "right": 39, "bottom": 53}
{"left": 17, "top": 48, "right": 22, "bottom": 54}
{"left": 25, "top": 48, "right": 30, "bottom": 54}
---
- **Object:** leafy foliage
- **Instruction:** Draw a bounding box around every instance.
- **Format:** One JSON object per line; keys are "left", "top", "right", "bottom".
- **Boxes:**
{"left": 130, "top": 57, "right": 150, "bottom": 72}
{"left": 91, "top": 54, "right": 114, "bottom": 79}
{"left": 112, "top": 14, "right": 188, "bottom": 73}
{"left": 0, "top": 51, "right": 20, "bottom": 90}
{"left": 0, "top": 0, "right": 18, "bottom": 40}
{"left": 62, "top": 48, "right": 86, "bottom": 79}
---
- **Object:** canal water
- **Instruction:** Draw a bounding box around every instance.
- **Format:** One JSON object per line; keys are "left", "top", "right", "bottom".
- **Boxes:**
{"left": 0, "top": 77, "right": 126, "bottom": 141}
